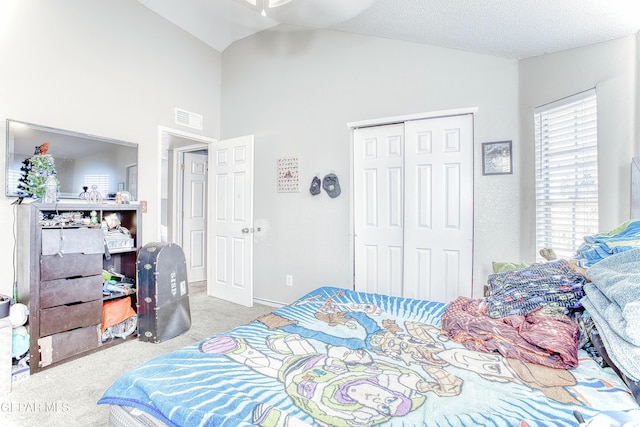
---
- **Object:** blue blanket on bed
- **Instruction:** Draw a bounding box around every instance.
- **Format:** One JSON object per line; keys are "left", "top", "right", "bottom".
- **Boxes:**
{"left": 575, "top": 220, "right": 640, "bottom": 267}
{"left": 582, "top": 248, "right": 640, "bottom": 382}
{"left": 98, "top": 287, "right": 639, "bottom": 426}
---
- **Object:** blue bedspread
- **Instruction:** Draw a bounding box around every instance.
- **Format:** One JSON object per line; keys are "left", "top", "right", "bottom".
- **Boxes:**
{"left": 581, "top": 248, "right": 640, "bottom": 382}
{"left": 575, "top": 220, "right": 640, "bottom": 267}
{"left": 98, "top": 287, "right": 640, "bottom": 426}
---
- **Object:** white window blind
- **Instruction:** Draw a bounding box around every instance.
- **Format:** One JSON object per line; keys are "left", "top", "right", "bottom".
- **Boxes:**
{"left": 534, "top": 89, "right": 598, "bottom": 259}
{"left": 7, "top": 169, "right": 21, "bottom": 195}
{"left": 84, "top": 174, "right": 110, "bottom": 197}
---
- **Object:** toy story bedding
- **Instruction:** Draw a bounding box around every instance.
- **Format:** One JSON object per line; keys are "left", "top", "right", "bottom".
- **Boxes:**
{"left": 98, "top": 286, "right": 640, "bottom": 426}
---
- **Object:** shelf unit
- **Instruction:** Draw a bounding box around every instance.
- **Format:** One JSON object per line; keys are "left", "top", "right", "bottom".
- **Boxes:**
{"left": 16, "top": 201, "right": 142, "bottom": 374}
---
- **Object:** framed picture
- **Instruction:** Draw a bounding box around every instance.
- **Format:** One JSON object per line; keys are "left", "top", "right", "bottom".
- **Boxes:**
{"left": 482, "top": 141, "right": 512, "bottom": 175}
{"left": 277, "top": 157, "right": 300, "bottom": 192}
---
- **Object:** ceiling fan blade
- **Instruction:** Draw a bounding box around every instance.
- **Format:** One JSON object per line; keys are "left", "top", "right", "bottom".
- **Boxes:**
{"left": 269, "top": 0, "right": 293, "bottom": 7}
{"left": 264, "top": 0, "right": 376, "bottom": 28}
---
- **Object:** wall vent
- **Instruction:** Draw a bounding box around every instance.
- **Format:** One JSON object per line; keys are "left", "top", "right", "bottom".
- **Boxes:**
{"left": 175, "top": 108, "right": 203, "bottom": 130}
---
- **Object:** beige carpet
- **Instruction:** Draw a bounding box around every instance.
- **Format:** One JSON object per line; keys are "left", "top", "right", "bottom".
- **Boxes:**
{"left": 1, "top": 281, "right": 274, "bottom": 427}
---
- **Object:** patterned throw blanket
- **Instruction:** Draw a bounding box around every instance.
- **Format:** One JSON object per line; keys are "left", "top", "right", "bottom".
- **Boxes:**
{"left": 441, "top": 296, "right": 579, "bottom": 369}
{"left": 485, "top": 260, "right": 586, "bottom": 318}
{"left": 98, "top": 287, "right": 639, "bottom": 426}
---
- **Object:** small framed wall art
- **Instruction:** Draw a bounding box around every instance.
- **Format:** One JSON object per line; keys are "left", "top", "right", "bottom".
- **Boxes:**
{"left": 277, "top": 157, "right": 300, "bottom": 192}
{"left": 482, "top": 140, "right": 512, "bottom": 175}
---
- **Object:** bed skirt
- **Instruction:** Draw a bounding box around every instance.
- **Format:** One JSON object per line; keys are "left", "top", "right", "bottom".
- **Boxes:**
{"left": 109, "top": 405, "right": 168, "bottom": 427}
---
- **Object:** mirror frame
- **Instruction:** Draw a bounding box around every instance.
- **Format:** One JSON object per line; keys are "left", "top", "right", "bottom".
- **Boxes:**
{"left": 5, "top": 119, "right": 138, "bottom": 200}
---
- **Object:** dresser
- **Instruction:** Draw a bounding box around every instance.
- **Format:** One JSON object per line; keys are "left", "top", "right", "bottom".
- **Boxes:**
{"left": 16, "top": 202, "right": 142, "bottom": 374}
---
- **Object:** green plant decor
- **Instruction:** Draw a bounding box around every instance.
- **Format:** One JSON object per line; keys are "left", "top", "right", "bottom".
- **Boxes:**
{"left": 18, "top": 154, "right": 59, "bottom": 200}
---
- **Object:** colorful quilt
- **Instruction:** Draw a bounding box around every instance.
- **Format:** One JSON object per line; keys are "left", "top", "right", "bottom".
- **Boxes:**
{"left": 98, "top": 287, "right": 640, "bottom": 426}
{"left": 484, "top": 259, "right": 586, "bottom": 318}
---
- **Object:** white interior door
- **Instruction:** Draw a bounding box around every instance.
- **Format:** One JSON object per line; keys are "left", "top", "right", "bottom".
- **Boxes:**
{"left": 353, "top": 114, "right": 474, "bottom": 302}
{"left": 403, "top": 115, "right": 474, "bottom": 301}
{"left": 353, "top": 124, "right": 405, "bottom": 296}
{"left": 207, "top": 135, "right": 254, "bottom": 307}
{"left": 182, "top": 151, "right": 207, "bottom": 282}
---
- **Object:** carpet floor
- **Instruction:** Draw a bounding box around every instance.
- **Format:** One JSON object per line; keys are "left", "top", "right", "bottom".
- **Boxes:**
{"left": 1, "top": 281, "right": 273, "bottom": 427}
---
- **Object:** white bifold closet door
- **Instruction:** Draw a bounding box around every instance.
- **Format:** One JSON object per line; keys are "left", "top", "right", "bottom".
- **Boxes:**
{"left": 353, "top": 114, "right": 474, "bottom": 303}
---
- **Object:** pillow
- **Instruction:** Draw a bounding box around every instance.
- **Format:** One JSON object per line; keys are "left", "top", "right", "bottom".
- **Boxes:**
{"left": 492, "top": 261, "right": 528, "bottom": 273}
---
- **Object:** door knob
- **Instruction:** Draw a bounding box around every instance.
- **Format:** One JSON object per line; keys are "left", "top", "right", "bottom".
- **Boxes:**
{"left": 242, "top": 227, "right": 251, "bottom": 234}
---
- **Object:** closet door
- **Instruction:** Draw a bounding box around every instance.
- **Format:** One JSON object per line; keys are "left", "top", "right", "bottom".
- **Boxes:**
{"left": 353, "top": 124, "right": 405, "bottom": 296}
{"left": 403, "top": 115, "right": 474, "bottom": 302}
{"left": 353, "top": 114, "right": 474, "bottom": 302}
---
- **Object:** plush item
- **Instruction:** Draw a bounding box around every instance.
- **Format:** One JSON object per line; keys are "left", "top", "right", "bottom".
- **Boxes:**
{"left": 12, "top": 326, "right": 29, "bottom": 358}
{"left": 569, "top": 258, "right": 590, "bottom": 281}
{"left": 539, "top": 247, "right": 557, "bottom": 260}
{"left": 9, "top": 303, "right": 28, "bottom": 328}
{"left": 104, "top": 213, "right": 121, "bottom": 230}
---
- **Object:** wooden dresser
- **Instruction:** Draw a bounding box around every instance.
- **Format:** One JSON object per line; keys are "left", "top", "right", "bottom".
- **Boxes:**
{"left": 16, "top": 201, "right": 142, "bottom": 373}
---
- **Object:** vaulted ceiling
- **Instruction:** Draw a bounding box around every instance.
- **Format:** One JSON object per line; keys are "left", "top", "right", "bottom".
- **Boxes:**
{"left": 138, "top": 0, "right": 640, "bottom": 59}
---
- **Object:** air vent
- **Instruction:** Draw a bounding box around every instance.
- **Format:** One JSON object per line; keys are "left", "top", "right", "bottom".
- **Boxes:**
{"left": 174, "top": 108, "right": 203, "bottom": 130}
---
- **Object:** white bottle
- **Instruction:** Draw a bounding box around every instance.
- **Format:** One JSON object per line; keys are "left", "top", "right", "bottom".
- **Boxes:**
{"left": 44, "top": 175, "right": 58, "bottom": 203}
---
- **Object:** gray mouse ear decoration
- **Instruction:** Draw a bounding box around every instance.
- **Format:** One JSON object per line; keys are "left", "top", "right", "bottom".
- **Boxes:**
{"left": 322, "top": 173, "right": 341, "bottom": 198}
{"left": 310, "top": 176, "right": 321, "bottom": 195}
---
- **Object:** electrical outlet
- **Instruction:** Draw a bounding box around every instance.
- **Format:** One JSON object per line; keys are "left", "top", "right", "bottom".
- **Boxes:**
{"left": 286, "top": 275, "right": 293, "bottom": 287}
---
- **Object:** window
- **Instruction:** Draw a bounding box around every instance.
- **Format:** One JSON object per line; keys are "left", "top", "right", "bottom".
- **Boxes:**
{"left": 7, "top": 169, "right": 21, "bottom": 195}
{"left": 534, "top": 89, "right": 598, "bottom": 259}
{"left": 84, "top": 174, "right": 110, "bottom": 197}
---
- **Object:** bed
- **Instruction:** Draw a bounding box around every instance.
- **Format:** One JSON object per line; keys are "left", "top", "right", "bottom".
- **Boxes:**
{"left": 98, "top": 285, "right": 640, "bottom": 427}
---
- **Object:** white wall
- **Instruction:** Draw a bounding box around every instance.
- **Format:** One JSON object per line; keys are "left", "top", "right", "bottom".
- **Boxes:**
{"left": 3, "top": 3, "right": 630, "bottom": 306}
{"left": 0, "top": 0, "right": 222, "bottom": 297}
{"left": 221, "top": 27, "right": 520, "bottom": 304}
{"left": 519, "top": 35, "right": 638, "bottom": 260}
{"left": 637, "top": 32, "right": 640, "bottom": 157}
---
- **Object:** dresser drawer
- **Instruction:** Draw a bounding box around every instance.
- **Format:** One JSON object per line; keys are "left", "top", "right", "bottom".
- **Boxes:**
{"left": 40, "top": 275, "right": 103, "bottom": 309}
{"left": 41, "top": 228, "right": 104, "bottom": 256}
{"left": 40, "top": 253, "right": 103, "bottom": 281}
{"left": 38, "top": 324, "right": 101, "bottom": 368}
{"left": 40, "top": 299, "right": 102, "bottom": 336}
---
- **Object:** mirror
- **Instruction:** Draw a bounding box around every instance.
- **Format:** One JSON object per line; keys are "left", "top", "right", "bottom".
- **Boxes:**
{"left": 6, "top": 119, "right": 138, "bottom": 200}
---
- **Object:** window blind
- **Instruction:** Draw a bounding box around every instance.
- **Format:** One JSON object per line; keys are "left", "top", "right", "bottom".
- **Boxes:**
{"left": 84, "top": 174, "right": 111, "bottom": 198}
{"left": 534, "top": 89, "right": 598, "bottom": 259}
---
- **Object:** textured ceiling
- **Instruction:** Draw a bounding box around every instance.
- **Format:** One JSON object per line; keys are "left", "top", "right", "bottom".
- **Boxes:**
{"left": 138, "top": 0, "right": 640, "bottom": 59}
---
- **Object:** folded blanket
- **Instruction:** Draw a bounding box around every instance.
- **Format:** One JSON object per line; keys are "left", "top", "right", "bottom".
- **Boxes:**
{"left": 575, "top": 221, "right": 640, "bottom": 267}
{"left": 441, "top": 296, "right": 579, "bottom": 370}
{"left": 584, "top": 283, "right": 640, "bottom": 347}
{"left": 582, "top": 294, "right": 640, "bottom": 382}
{"left": 586, "top": 247, "right": 640, "bottom": 319}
